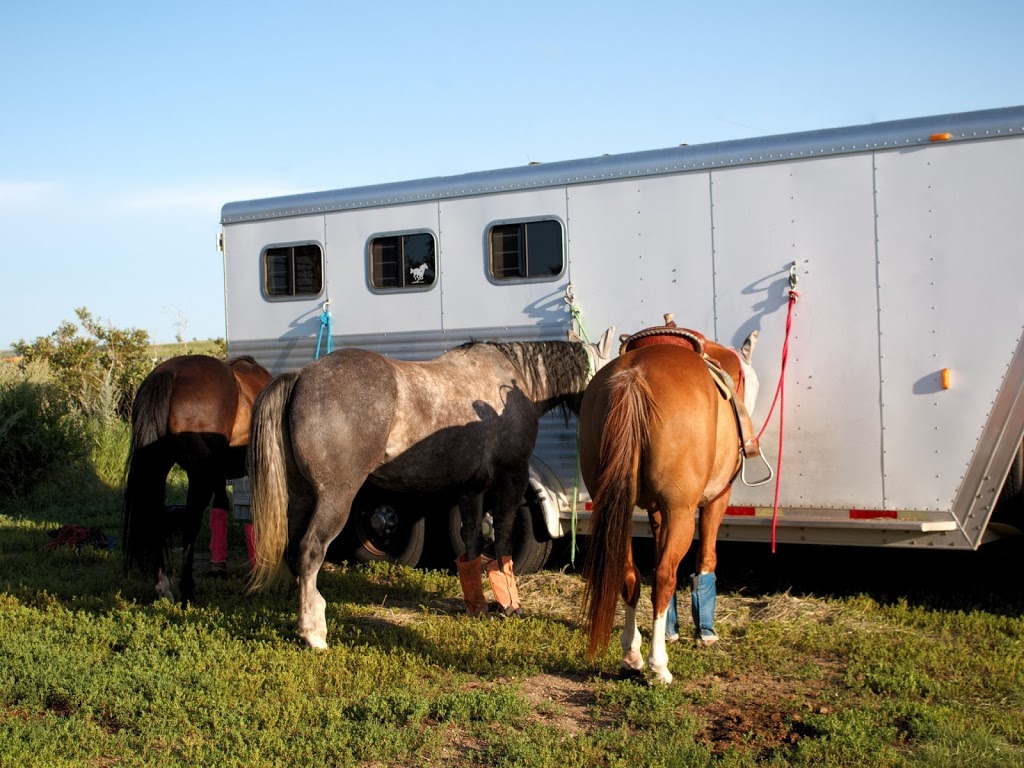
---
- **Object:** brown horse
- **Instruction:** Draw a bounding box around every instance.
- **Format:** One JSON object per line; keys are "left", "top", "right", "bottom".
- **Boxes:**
{"left": 122, "top": 354, "right": 272, "bottom": 604}
{"left": 579, "top": 326, "right": 760, "bottom": 684}
{"left": 247, "top": 331, "right": 615, "bottom": 649}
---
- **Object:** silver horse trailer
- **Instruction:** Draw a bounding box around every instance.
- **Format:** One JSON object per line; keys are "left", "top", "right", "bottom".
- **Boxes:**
{"left": 220, "top": 105, "right": 1024, "bottom": 571}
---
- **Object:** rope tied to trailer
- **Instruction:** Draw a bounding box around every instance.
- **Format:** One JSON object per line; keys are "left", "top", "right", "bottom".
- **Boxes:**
{"left": 755, "top": 264, "right": 800, "bottom": 553}
{"left": 315, "top": 301, "right": 333, "bottom": 359}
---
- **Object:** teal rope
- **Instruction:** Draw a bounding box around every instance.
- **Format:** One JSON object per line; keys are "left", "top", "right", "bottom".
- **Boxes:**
{"left": 315, "top": 307, "right": 333, "bottom": 359}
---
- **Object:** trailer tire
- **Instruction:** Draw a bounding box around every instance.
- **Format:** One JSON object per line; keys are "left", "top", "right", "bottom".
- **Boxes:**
{"left": 447, "top": 490, "right": 553, "bottom": 575}
{"left": 341, "top": 484, "right": 425, "bottom": 567}
{"left": 994, "top": 440, "right": 1024, "bottom": 523}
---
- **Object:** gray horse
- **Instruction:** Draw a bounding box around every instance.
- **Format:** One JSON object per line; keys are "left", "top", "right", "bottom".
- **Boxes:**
{"left": 247, "top": 330, "right": 615, "bottom": 648}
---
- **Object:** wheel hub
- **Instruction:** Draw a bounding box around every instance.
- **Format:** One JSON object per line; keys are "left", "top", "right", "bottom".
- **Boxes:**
{"left": 369, "top": 504, "right": 399, "bottom": 537}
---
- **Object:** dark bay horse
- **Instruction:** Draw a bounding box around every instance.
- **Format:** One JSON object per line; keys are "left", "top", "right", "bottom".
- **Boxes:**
{"left": 122, "top": 354, "right": 272, "bottom": 603}
{"left": 579, "top": 326, "right": 760, "bottom": 684}
{"left": 247, "top": 330, "right": 615, "bottom": 649}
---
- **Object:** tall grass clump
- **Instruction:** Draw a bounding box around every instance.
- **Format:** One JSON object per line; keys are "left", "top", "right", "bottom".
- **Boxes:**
{"left": 0, "top": 360, "right": 91, "bottom": 500}
{"left": 79, "top": 368, "right": 132, "bottom": 489}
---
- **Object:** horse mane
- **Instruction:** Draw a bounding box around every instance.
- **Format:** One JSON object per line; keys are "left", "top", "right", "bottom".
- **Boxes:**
{"left": 228, "top": 355, "right": 260, "bottom": 368}
{"left": 459, "top": 340, "right": 590, "bottom": 417}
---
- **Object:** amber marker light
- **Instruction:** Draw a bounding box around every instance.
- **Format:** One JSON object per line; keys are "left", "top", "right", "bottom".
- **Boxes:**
{"left": 941, "top": 368, "right": 952, "bottom": 389}
{"left": 930, "top": 132, "right": 953, "bottom": 142}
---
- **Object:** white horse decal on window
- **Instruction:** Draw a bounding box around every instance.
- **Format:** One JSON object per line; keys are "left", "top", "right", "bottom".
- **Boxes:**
{"left": 409, "top": 263, "right": 428, "bottom": 284}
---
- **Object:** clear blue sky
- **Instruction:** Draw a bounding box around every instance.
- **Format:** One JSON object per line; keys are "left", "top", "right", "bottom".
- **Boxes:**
{"left": 2, "top": 1, "right": 1021, "bottom": 348}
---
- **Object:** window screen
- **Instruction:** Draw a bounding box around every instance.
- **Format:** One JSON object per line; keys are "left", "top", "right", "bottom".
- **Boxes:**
{"left": 264, "top": 243, "right": 323, "bottom": 297}
{"left": 369, "top": 232, "right": 436, "bottom": 289}
{"left": 488, "top": 219, "right": 563, "bottom": 280}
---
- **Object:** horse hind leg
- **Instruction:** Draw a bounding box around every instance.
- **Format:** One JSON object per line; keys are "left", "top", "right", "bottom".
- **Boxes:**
{"left": 485, "top": 468, "right": 529, "bottom": 617}
{"left": 619, "top": 542, "right": 644, "bottom": 674}
{"left": 124, "top": 445, "right": 175, "bottom": 600}
{"left": 293, "top": 491, "right": 356, "bottom": 649}
{"left": 155, "top": 569, "right": 174, "bottom": 601}
{"left": 298, "top": 572, "right": 329, "bottom": 650}
{"left": 647, "top": 504, "right": 698, "bottom": 685}
{"left": 179, "top": 472, "right": 214, "bottom": 605}
{"left": 455, "top": 492, "right": 489, "bottom": 617}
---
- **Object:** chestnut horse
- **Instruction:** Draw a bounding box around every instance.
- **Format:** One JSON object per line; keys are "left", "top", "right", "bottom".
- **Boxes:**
{"left": 122, "top": 354, "right": 272, "bottom": 604}
{"left": 247, "top": 331, "right": 615, "bottom": 649}
{"left": 579, "top": 327, "right": 760, "bottom": 684}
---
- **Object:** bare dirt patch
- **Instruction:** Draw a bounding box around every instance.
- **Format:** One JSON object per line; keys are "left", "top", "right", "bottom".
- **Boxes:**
{"left": 682, "top": 663, "right": 839, "bottom": 755}
{"left": 339, "top": 566, "right": 851, "bottom": 756}
{"left": 514, "top": 660, "right": 840, "bottom": 757}
{"left": 518, "top": 673, "right": 602, "bottom": 735}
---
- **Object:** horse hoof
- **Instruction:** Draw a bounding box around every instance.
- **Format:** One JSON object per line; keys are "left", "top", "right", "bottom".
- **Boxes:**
{"left": 649, "top": 667, "right": 674, "bottom": 686}
{"left": 617, "top": 666, "right": 645, "bottom": 680}
{"left": 620, "top": 650, "right": 645, "bottom": 673}
{"left": 155, "top": 571, "right": 174, "bottom": 602}
{"left": 302, "top": 635, "right": 329, "bottom": 650}
{"left": 206, "top": 561, "right": 228, "bottom": 578}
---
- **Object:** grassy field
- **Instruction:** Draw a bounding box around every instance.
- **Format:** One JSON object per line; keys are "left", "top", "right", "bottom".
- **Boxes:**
{"left": 148, "top": 340, "right": 223, "bottom": 360}
{"left": 2, "top": 339, "right": 223, "bottom": 364}
{"left": 1, "top": 468, "right": 1023, "bottom": 767}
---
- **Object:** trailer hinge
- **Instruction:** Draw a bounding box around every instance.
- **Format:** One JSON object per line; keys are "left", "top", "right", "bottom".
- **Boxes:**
{"left": 216, "top": 231, "right": 225, "bottom": 253}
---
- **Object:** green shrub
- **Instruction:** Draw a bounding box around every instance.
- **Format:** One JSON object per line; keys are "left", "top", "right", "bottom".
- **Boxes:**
{"left": 0, "top": 361, "right": 90, "bottom": 499}
{"left": 12, "top": 307, "right": 152, "bottom": 420}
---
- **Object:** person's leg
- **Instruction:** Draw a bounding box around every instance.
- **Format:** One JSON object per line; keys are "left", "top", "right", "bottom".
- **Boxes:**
{"left": 208, "top": 507, "right": 229, "bottom": 575}
{"left": 666, "top": 591, "right": 679, "bottom": 642}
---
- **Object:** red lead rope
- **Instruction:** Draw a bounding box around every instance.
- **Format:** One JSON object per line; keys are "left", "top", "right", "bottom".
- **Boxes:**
{"left": 755, "top": 286, "right": 799, "bottom": 553}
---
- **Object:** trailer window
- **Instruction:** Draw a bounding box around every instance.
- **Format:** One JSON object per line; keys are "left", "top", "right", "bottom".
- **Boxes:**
{"left": 264, "top": 244, "right": 323, "bottom": 297}
{"left": 369, "top": 232, "right": 436, "bottom": 289}
{"left": 488, "top": 219, "right": 563, "bottom": 280}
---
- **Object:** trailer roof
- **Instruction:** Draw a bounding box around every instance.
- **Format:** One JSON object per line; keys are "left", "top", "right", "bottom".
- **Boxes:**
{"left": 221, "top": 105, "right": 1024, "bottom": 225}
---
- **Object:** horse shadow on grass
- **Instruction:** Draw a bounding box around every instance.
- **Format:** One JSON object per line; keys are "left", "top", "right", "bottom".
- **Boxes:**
{"left": 706, "top": 538, "right": 1024, "bottom": 617}
{"left": 560, "top": 533, "right": 1024, "bottom": 619}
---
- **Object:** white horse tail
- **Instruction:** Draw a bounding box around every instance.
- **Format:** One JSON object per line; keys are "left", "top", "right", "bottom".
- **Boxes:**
{"left": 247, "top": 371, "right": 299, "bottom": 591}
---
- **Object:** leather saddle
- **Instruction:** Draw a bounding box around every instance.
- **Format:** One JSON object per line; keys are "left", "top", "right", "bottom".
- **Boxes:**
{"left": 619, "top": 315, "right": 760, "bottom": 460}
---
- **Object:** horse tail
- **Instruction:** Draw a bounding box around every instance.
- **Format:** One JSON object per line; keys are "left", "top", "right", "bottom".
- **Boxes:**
{"left": 122, "top": 369, "right": 175, "bottom": 574}
{"left": 247, "top": 371, "right": 299, "bottom": 591}
{"left": 582, "top": 367, "right": 658, "bottom": 660}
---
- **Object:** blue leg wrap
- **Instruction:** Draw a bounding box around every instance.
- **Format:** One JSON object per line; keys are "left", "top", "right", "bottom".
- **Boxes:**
{"left": 690, "top": 572, "right": 718, "bottom": 642}
{"left": 665, "top": 590, "right": 679, "bottom": 641}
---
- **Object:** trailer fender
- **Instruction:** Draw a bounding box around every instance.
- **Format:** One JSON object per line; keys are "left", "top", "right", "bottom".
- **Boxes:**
{"left": 528, "top": 457, "right": 571, "bottom": 541}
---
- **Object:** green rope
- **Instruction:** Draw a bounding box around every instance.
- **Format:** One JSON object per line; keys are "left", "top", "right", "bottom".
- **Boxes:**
{"left": 569, "top": 303, "right": 592, "bottom": 343}
{"left": 572, "top": 427, "right": 582, "bottom": 566}
{"left": 568, "top": 301, "right": 593, "bottom": 568}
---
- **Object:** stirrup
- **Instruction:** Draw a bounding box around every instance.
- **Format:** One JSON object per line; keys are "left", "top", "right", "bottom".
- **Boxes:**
{"left": 741, "top": 452, "right": 774, "bottom": 487}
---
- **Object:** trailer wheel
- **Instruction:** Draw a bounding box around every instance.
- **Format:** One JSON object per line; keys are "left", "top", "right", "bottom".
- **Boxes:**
{"left": 994, "top": 440, "right": 1024, "bottom": 524}
{"left": 342, "top": 484, "right": 425, "bottom": 567}
{"left": 446, "top": 489, "right": 553, "bottom": 575}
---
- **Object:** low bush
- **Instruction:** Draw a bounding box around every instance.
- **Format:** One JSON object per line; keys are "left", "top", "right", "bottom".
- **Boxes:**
{"left": 0, "top": 361, "right": 91, "bottom": 500}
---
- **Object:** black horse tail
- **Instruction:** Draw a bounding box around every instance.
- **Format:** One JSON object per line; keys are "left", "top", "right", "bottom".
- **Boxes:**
{"left": 582, "top": 367, "right": 659, "bottom": 660}
{"left": 122, "top": 369, "right": 175, "bottom": 574}
{"left": 247, "top": 371, "right": 299, "bottom": 591}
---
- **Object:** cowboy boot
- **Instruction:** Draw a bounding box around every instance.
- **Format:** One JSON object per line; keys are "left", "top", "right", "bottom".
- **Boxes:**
{"left": 208, "top": 507, "right": 229, "bottom": 576}
{"left": 486, "top": 555, "right": 524, "bottom": 617}
{"left": 690, "top": 572, "right": 719, "bottom": 645}
{"left": 455, "top": 554, "right": 489, "bottom": 617}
